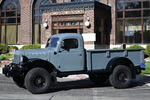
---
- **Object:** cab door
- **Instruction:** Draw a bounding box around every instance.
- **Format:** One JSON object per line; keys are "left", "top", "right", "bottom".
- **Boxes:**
{"left": 58, "top": 38, "right": 84, "bottom": 72}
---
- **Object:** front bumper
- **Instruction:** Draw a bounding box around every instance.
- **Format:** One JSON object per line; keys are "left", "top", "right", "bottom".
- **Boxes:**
{"left": 2, "top": 63, "right": 20, "bottom": 77}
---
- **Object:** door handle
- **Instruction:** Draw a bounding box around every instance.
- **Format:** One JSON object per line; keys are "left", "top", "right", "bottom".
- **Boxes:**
{"left": 79, "top": 54, "right": 82, "bottom": 56}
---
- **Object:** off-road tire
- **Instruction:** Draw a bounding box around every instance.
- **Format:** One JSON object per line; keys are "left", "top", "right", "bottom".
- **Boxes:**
{"left": 109, "top": 65, "right": 132, "bottom": 89}
{"left": 89, "top": 73, "right": 108, "bottom": 84}
{"left": 25, "top": 68, "right": 51, "bottom": 94}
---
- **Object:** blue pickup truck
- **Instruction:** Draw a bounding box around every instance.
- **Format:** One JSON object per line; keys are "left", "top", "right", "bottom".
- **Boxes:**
{"left": 3, "top": 33, "right": 146, "bottom": 94}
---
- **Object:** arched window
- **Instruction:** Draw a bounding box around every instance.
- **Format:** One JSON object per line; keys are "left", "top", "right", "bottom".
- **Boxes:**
{"left": 0, "top": 0, "right": 21, "bottom": 44}
{"left": 33, "top": 0, "right": 56, "bottom": 44}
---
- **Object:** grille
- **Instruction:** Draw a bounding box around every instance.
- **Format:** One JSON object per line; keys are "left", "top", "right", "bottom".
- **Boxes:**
{"left": 14, "top": 55, "right": 19, "bottom": 64}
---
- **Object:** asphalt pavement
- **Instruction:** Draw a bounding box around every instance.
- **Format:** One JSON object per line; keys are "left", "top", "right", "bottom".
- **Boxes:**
{"left": 0, "top": 74, "right": 150, "bottom": 100}
{"left": 1, "top": 67, "right": 150, "bottom": 100}
{"left": 0, "top": 67, "right": 150, "bottom": 100}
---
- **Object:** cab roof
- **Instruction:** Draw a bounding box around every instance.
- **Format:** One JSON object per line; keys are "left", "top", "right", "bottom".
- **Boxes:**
{"left": 52, "top": 33, "right": 82, "bottom": 39}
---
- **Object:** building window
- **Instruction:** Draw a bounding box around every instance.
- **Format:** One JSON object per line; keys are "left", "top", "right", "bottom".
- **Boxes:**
{"left": 117, "top": 20, "right": 123, "bottom": 43}
{"left": 125, "top": 19, "right": 141, "bottom": 43}
{"left": 33, "top": 0, "right": 56, "bottom": 44}
{"left": 52, "top": 21, "right": 83, "bottom": 35}
{"left": 143, "top": 19, "right": 150, "bottom": 43}
{"left": 116, "top": 0, "right": 150, "bottom": 44}
{"left": 0, "top": 0, "right": 21, "bottom": 44}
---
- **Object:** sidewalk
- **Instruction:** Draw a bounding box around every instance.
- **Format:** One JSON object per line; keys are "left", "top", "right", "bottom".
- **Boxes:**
{"left": 145, "top": 57, "right": 150, "bottom": 62}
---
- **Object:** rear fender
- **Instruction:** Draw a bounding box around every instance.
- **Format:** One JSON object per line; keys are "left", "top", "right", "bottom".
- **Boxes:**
{"left": 106, "top": 57, "right": 136, "bottom": 78}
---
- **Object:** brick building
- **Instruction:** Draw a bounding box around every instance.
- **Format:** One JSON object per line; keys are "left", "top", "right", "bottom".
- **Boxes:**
{"left": 0, "top": 0, "right": 150, "bottom": 49}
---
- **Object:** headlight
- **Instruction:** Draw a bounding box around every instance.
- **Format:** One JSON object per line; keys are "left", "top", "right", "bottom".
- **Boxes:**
{"left": 19, "top": 65, "right": 22, "bottom": 68}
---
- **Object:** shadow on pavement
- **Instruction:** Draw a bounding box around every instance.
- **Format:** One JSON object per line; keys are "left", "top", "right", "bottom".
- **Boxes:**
{"left": 46, "top": 75, "right": 149, "bottom": 93}
{"left": 47, "top": 78, "right": 111, "bottom": 93}
{"left": 129, "top": 74, "right": 150, "bottom": 88}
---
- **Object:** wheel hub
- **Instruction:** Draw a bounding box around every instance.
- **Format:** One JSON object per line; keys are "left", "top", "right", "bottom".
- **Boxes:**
{"left": 118, "top": 72, "right": 127, "bottom": 84}
{"left": 33, "top": 75, "right": 46, "bottom": 88}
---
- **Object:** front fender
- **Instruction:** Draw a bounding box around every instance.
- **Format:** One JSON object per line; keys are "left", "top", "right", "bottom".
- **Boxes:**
{"left": 20, "top": 59, "right": 42, "bottom": 66}
{"left": 20, "top": 59, "right": 56, "bottom": 72}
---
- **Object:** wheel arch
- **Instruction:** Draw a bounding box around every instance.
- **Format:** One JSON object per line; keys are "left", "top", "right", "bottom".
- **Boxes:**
{"left": 106, "top": 57, "right": 136, "bottom": 78}
{"left": 21, "top": 59, "right": 57, "bottom": 74}
{"left": 21, "top": 59, "right": 57, "bottom": 83}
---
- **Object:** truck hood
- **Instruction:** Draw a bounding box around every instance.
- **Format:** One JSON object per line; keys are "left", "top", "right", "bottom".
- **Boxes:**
{"left": 13, "top": 49, "right": 52, "bottom": 64}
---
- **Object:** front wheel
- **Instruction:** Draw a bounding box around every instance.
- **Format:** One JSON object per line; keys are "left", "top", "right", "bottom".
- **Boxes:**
{"left": 109, "top": 65, "right": 132, "bottom": 89}
{"left": 25, "top": 68, "right": 51, "bottom": 94}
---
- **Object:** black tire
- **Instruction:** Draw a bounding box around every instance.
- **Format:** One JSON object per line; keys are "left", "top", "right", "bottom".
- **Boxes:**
{"left": 109, "top": 65, "right": 132, "bottom": 89}
{"left": 25, "top": 68, "right": 51, "bottom": 94}
{"left": 109, "top": 74, "right": 114, "bottom": 86}
{"left": 13, "top": 76, "right": 25, "bottom": 88}
{"left": 89, "top": 73, "right": 108, "bottom": 84}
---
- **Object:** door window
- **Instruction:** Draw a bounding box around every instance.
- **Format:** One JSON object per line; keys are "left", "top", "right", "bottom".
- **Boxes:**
{"left": 62, "top": 39, "right": 78, "bottom": 49}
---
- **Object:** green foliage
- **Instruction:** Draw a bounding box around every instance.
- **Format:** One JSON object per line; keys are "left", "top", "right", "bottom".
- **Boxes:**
{"left": 6, "top": 53, "right": 13, "bottom": 56}
{"left": 142, "top": 61, "right": 150, "bottom": 75}
{"left": 0, "top": 56, "right": 9, "bottom": 60}
{"left": 8, "top": 45, "right": 19, "bottom": 51}
{"left": 0, "top": 44, "right": 9, "bottom": 54}
{"left": 0, "top": 55, "right": 13, "bottom": 60}
{"left": 21, "top": 44, "right": 41, "bottom": 49}
{"left": 113, "top": 47, "right": 118, "bottom": 49}
{"left": 145, "top": 44, "right": 150, "bottom": 57}
{"left": 126, "top": 44, "right": 144, "bottom": 49}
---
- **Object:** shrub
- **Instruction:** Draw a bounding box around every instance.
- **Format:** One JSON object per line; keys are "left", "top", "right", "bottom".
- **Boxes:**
{"left": 9, "top": 45, "right": 19, "bottom": 51}
{"left": 0, "top": 44, "right": 9, "bottom": 54}
{"left": 145, "top": 44, "right": 150, "bottom": 57}
{"left": 6, "top": 53, "right": 13, "bottom": 56}
{"left": 126, "top": 44, "right": 144, "bottom": 49}
{"left": 113, "top": 47, "right": 118, "bottom": 49}
{"left": 0, "top": 56, "right": 9, "bottom": 60}
{"left": 21, "top": 44, "right": 41, "bottom": 49}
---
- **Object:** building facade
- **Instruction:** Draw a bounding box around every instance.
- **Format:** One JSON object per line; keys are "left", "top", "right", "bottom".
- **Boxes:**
{"left": 0, "top": 0, "right": 150, "bottom": 48}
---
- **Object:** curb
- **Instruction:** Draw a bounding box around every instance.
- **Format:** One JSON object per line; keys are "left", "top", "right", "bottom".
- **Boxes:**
{"left": 0, "top": 68, "right": 2, "bottom": 74}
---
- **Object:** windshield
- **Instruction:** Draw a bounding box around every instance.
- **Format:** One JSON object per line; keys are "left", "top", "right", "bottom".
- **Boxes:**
{"left": 46, "top": 37, "right": 59, "bottom": 48}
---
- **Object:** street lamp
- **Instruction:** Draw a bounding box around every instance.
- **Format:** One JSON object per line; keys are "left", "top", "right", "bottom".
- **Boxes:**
{"left": 85, "top": 17, "right": 90, "bottom": 27}
{"left": 43, "top": 19, "right": 48, "bottom": 28}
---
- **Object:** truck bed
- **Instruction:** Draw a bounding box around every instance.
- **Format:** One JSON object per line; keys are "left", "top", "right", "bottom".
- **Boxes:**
{"left": 86, "top": 49, "right": 145, "bottom": 71}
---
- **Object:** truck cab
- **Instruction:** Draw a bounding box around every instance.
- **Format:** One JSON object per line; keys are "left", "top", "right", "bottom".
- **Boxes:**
{"left": 46, "top": 33, "right": 85, "bottom": 72}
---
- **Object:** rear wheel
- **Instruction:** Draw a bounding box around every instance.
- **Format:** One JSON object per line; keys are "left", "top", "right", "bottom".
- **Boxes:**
{"left": 109, "top": 65, "right": 132, "bottom": 88}
{"left": 89, "top": 73, "right": 108, "bottom": 84}
{"left": 25, "top": 68, "right": 51, "bottom": 94}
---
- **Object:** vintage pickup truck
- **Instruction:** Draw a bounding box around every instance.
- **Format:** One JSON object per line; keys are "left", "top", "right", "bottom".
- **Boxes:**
{"left": 3, "top": 33, "right": 146, "bottom": 94}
